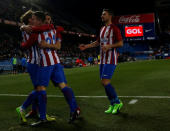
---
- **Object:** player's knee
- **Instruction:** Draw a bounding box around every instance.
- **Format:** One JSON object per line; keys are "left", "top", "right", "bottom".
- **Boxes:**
{"left": 101, "top": 79, "right": 110, "bottom": 86}
{"left": 36, "top": 86, "right": 46, "bottom": 91}
{"left": 58, "top": 82, "right": 66, "bottom": 89}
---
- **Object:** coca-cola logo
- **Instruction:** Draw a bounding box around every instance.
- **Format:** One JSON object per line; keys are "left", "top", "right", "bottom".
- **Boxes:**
{"left": 119, "top": 15, "right": 140, "bottom": 24}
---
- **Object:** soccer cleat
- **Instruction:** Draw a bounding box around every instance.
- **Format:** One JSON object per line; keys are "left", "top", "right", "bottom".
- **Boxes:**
{"left": 69, "top": 107, "right": 81, "bottom": 124}
{"left": 30, "top": 115, "right": 56, "bottom": 127}
{"left": 25, "top": 110, "right": 38, "bottom": 119}
{"left": 46, "top": 115, "right": 56, "bottom": 121}
{"left": 30, "top": 119, "right": 49, "bottom": 127}
{"left": 104, "top": 105, "right": 114, "bottom": 114}
{"left": 112, "top": 101, "right": 123, "bottom": 114}
{"left": 16, "top": 106, "right": 27, "bottom": 123}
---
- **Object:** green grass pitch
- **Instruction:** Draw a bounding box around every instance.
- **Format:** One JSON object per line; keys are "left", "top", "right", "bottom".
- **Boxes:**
{"left": 0, "top": 59, "right": 170, "bottom": 131}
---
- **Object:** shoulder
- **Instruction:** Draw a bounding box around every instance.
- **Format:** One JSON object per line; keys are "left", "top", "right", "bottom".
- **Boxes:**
{"left": 110, "top": 24, "right": 120, "bottom": 31}
{"left": 100, "top": 26, "right": 105, "bottom": 31}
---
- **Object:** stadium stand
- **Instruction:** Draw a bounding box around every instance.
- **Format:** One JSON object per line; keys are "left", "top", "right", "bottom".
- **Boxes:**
{"left": 0, "top": 60, "right": 12, "bottom": 72}
{"left": 0, "top": 0, "right": 170, "bottom": 73}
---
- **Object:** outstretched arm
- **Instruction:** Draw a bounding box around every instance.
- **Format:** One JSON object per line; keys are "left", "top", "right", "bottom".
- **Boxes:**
{"left": 79, "top": 41, "right": 100, "bottom": 51}
{"left": 31, "top": 24, "right": 54, "bottom": 33}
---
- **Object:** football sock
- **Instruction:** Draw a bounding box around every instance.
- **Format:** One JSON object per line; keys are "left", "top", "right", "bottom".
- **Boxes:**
{"left": 104, "top": 83, "right": 120, "bottom": 105}
{"left": 62, "top": 87, "right": 78, "bottom": 113}
{"left": 37, "top": 90, "right": 47, "bottom": 120}
{"left": 22, "top": 90, "right": 39, "bottom": 110}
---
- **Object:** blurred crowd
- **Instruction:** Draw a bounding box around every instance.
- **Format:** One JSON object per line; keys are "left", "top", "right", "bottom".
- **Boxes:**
{"left": 0, "top": 0, "right": 38, "bottom": 22}
{"left": 0, "top": 0, "right": 98, "bottom": 65}
{"left": 0, "top": 33, "right": 22, "bottom": 60}
{"left": 0, "top": 31, "right": 98, "bottom": 67}
{"left": 1, "top": 0, "right": 169, "bottom": 69}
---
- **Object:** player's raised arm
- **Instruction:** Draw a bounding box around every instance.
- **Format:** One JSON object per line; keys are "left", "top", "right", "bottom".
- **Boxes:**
{"left": 20, "top": 24, "right": 54, "bottom": 34}
{"left": 79, "top": 40, "right": 100, "bottom": 51}
{"left": 20, "top": 25, "right": 32, "bottom": 33}
{"left": 31, "top": 24, "right": 54, "bottom": 33}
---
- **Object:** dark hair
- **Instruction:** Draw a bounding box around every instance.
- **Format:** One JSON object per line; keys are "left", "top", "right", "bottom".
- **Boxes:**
{"left": 20, "top": 10, "right": 33, "bottom": 24}
{"left": 103, "top": 9, "right": 114, "bottom": 17}
{"left": 33, "top": 11, "right": 46, "bottom": 22}
{"left": 44, "top": 12, "right": 53, "bottom": 24}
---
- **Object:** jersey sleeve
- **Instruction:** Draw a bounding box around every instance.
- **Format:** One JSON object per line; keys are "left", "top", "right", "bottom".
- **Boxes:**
{"left": 56, "top": 26, "right": 64, "bottom": 42}
{"left": 113, "top": 25, "right": 123, "bottom": 42}
{"left": 56, "top": 33, "right": 62, "bottom": 42}
{"left": 31, "top": 24, "right": 54, "bottom": 33}
{"left": 21, "top": 33, "right": 38, "bottom": 49}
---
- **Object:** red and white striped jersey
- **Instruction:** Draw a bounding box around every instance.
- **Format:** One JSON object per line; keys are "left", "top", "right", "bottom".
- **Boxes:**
{"left": 22, "top": 31, "right": 39, "bottom": 64}
{"left": 37, "top": 29, "right": 60, "bottom": 67}
{"left": 98, "top": 24, "right": 122, "bottom": 65}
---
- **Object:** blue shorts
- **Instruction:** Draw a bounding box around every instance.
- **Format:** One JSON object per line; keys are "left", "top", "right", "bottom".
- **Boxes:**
{"left": 100, "top": 64, "right": 116, "bottom": 79}
{"left": 27, "top": 63, "right": 39, "bottom": 88}
{"left": 37, "top": 64, "right": 67, "bottom": 87}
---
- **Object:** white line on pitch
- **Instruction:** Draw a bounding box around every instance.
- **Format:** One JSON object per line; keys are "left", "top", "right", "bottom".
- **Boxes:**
{"left": 0, "top": 94, "right": 170, "bottom": 99}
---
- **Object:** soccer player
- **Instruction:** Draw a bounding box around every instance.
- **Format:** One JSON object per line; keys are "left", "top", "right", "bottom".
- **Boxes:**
{"left": 19, "top": 12, "right": 63, "bottom": 121}
{"left": 22, "top": 11, "right": 80, "bottom": 125}
{"left": 16, "top": 10, "right": 55, "bottom": 124}
{"left": 79, "top": 9, "right": 123, "bottom": 114}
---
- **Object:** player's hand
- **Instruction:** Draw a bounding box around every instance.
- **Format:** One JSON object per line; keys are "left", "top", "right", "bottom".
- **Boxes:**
{"left": 79, "top": 44, "right": 87, "bottom": 51}
{"left": 39, "top": 40, "right": 48, "bottom": 48}
{"left": 101, "top": 45, "right": 111, "bottom": 52}
{"left": 20, "top": 25, "right": 32, "bottom": 33}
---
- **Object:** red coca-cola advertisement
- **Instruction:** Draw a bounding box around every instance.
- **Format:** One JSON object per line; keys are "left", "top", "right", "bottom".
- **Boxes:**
{"left": 113, "top": 13, "right": 155, "bottom": 25}
{"left": 113, "top": 13, "right": 156, "bottom": 41}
